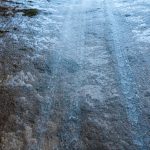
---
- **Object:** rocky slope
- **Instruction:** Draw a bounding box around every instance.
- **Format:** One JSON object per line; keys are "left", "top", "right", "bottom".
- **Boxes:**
{"left": 0, "top": 0, "right": 150, "bottom": 149}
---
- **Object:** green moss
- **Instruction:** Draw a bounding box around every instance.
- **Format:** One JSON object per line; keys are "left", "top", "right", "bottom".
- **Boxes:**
{"left": 22, "top": 9, "right": 39, "bottom": 17}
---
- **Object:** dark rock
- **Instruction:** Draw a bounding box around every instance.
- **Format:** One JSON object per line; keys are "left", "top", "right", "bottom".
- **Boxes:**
{"left": 0, "top": 30, "right": 9, "bottom": 37}
{"left": 22, "top": 9, "right": 39, "bottom": 17}
{"left": 144, "top": 91, "right": 150, "bottom": 97}
{"left": 125, "top": 14, "right": 131, "bottom": 17}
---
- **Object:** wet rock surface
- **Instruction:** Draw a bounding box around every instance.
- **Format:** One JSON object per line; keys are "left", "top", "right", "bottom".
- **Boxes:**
{"left": 0, "top": 0, "right": 150, "bottom": 149}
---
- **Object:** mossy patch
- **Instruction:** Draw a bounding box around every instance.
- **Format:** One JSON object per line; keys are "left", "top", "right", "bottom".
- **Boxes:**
{"left": 22, "top": 9, "right": 39, "bottom": 17}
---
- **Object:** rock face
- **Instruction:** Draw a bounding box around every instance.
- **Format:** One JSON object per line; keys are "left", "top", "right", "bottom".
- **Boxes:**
{"left": 0, "top": 0, "right": 150, "bottom": 149}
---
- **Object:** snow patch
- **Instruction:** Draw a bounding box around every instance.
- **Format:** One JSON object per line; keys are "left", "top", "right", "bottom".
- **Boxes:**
{"left": 126, "top": 16, "right": 144, "bottom": 23}
{"left": 132, "top": 28, "right": 150, "bottom": 43}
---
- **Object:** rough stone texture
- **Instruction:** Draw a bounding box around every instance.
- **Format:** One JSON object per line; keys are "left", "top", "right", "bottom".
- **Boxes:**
{"left": 0, "top": 0, "right": 150, "bottom": 149}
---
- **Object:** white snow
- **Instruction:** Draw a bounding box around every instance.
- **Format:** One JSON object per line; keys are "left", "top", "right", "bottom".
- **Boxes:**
{"left": 132, "top": 28, "right": 150, "bottom": 43}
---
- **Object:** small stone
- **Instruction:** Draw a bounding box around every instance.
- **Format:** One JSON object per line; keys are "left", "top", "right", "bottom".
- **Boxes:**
{"left": 125, "top": 14, "right": 131, "bottom": 17}
{"left": 0, "top": 30, "right": 9, "bottom": 37}
{"left": 22, "top": 9, "right": 39, "bottom": 17}
{"left": 144, "top": 91, "right": 150, "bottom": 97}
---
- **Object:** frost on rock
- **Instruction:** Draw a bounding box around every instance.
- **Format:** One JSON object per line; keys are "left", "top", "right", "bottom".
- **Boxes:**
{"left": 5, "top": 71, "right": 35, "bottom": 87}
{"left": 1, "top": 132, "right": 23, "bottom": 150}
{"left": 24, "top": 125, "right": 38, "bottom": 149}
